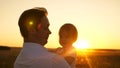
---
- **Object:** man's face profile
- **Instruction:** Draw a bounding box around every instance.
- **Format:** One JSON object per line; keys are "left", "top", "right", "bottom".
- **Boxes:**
{"left": 36, "top": 16, "right": 51, "bottom": 45}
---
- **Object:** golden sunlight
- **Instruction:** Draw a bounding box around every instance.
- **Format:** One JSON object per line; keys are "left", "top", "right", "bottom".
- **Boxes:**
{"left": 73, "top": 40, "right": 90, "bottom": 49}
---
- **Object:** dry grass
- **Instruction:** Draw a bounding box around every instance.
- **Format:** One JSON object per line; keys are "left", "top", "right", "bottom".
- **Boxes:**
{"left": 0, "top": 47, "right": 120, "bottom": 68}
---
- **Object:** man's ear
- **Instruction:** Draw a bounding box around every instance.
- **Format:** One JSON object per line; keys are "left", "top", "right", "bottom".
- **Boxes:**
{"left": 28, "top": 27, "right": 36, "bottom": 34}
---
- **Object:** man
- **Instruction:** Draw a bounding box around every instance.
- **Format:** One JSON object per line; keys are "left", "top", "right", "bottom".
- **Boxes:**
{"left": 14, "top": 7, "right": 70, "bottom": 68}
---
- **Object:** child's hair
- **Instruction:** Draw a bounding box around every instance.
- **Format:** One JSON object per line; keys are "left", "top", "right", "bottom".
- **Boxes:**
{"left": 59, "top": 23, "right": 78, "bottom": 42}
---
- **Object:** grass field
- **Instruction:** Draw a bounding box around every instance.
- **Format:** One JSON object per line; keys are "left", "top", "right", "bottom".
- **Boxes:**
{"left": 76, "top": 49, "right": 120, "bottom": 68}
{"left": 0, "top": 47, "right": 120, "bottom": 68}
{"left": 0, "top": 47, "right": 21, "bottom": 68}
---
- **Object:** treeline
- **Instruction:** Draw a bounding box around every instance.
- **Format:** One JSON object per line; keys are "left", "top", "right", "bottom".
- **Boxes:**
{"left": 0, "top": 46, "right": 11, "bottom": 50}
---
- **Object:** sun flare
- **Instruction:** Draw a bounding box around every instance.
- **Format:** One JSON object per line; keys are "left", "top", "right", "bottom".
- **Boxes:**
{"left": 73, "top": 40, "right": 90, "bottom": 49}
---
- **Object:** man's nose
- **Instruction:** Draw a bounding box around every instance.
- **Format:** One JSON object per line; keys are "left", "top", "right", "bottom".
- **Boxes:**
{"left": 48, "top": 29, "right": 51, "bottom": 34}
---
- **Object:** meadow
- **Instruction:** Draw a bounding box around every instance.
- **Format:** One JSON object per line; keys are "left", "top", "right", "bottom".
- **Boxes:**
{"left": 0, "top": 47, "right": 120, "bottom": 68}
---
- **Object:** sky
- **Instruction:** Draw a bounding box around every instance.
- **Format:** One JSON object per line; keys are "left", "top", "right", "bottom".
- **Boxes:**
{"left": 0, "top": 0, "right": 120, "bottom": 49}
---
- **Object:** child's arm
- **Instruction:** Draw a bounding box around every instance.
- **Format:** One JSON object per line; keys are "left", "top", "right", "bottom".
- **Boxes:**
{"left": 64, "top": 56, "right": 75, "bottom": 65}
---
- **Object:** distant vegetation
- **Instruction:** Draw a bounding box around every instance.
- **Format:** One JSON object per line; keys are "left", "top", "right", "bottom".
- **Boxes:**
{"left": 0, "top": 48, "right": 120, "bottom": 68}
{"left": 0, "top": 46, "right": 11, "bottom": 50}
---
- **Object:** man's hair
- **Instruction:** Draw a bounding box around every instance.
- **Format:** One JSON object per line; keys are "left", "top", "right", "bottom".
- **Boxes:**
{"left": 59, "top": 23, "right": 78, "bottom": 42}
{"left": 18, "top": 7, "right": 47, "bottom": 38}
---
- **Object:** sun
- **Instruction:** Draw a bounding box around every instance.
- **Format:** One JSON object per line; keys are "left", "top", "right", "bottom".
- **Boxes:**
{"left": 73, "top": 40, "right": 90, "bottom": 49}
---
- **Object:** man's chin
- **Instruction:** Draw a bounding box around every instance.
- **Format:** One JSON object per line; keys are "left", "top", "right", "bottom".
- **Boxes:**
{"left": 43, "top": 40, "right": 48, "bottom": 45}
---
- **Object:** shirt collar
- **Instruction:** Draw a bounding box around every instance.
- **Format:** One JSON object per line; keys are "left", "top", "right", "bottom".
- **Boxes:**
{"left": 23, "top": 42, "right": 48, "bottom": 52}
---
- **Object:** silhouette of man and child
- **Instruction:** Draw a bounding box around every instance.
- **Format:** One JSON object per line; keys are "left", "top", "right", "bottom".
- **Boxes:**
{"left": 14, "top": 7, "right": 78, "bottom": 68}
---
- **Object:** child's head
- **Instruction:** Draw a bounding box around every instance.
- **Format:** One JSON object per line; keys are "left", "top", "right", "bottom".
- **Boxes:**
{"left": 59, "top": 23, "right": 78, "bottom": 47}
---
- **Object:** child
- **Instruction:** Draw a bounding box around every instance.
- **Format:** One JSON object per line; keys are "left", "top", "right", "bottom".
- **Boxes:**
{"left": 56, "top": 23, "right": 78, "bottom": 68}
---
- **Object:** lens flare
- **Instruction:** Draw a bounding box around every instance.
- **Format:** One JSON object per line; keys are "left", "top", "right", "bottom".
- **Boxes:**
{"left": 29, "top": 21, "right": 33, "bottom": 26}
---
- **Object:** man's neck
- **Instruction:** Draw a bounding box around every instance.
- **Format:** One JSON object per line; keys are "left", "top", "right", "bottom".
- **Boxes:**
{"left": 24, "top": 38, "right": 44, "bottom": 46}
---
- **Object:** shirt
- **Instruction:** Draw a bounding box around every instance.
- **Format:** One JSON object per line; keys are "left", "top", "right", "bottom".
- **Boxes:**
{"left": 14, "top": 42, "right": 70, "bottom": 68}
{"left": 56, "top": 47, "right": 77, "bottom": 68}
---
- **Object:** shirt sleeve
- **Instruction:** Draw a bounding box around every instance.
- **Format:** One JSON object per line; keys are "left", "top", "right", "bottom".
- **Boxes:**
{"left": 52, "top": 54, "right": 71, "bottom": 68}
{"left": 28, "top": 53, "right": 70, "bottom": 68}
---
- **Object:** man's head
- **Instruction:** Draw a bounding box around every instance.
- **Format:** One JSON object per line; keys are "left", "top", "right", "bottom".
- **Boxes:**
{"left": 18, "top": 7, "right": 51, "bottom": 45}
{"left": 59, "top": 23, "right": 78, "bottom": 47}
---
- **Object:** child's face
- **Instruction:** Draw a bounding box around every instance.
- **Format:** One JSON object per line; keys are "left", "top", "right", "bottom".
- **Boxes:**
{"left": 59, "top": 31, "right": 73, "bottom": 47}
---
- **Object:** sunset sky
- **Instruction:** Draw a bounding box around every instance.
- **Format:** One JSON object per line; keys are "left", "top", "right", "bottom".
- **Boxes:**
{"left": 0, "top": 0, "right": 120, "bottom": 49}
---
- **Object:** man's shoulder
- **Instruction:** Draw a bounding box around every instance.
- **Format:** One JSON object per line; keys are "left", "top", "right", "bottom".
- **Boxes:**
{"left": 36, "top": 52, "right": 70, "bottom": 68}
{"left": 49, "top": 53, "right": 70, "bottom": 68}
{"left": 47, "top": 51, "right": 64, "bottom": 60}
